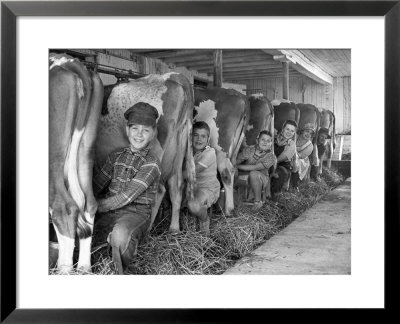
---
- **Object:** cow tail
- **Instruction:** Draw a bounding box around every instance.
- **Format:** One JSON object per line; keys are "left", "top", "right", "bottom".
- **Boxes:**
{"left": 230, "top": 113, "right": 247, "bottom": 166}
{"left": 312, "top": 108, "right": 321, "bottom": 166}
{"left": 185, "top": 119, "right": 196, "bottom": 199}
{"left": 315, "top": 108, "right": 321, "bottom": 145}
{"left": 294, "top": 103, "right": 300, "bottom": 126}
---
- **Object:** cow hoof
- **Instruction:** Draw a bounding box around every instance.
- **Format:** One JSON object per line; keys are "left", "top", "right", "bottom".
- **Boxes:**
{"left": 77, "top": 265, "right": 92, "bottom": 274}
{"left": 56, "top": 265, "right": 73, "bottom": 275}
{"left": 168, "top": 228, "right": 180, "bottom": 236}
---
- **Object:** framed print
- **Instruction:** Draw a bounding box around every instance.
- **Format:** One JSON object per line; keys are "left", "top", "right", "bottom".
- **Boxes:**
{"left": 1, "top": 0, "right": 399, "bottom": 322}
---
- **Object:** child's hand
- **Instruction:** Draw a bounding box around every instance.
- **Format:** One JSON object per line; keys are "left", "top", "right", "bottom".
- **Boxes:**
{"left": 271, "top": 172, "right": 279, "bottom": 179}
{"left": 97, "top": 199, "right": 108, "bottom": 213}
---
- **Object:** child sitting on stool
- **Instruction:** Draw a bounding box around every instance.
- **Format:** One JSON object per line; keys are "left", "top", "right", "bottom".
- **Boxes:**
{"left": 236, "top": 130, "right": 277, "bottom": 210}
{"left": 291, "top": 122, "right": 315, "bottom": 191}
{"left": 271, "top": 120, "right": 298, "bottom": 194}
{"left": 186, "top": 121, "right": 220, "bottom": 236}
{"left": 93, "top": 102, "right": 161, "bottom": 274}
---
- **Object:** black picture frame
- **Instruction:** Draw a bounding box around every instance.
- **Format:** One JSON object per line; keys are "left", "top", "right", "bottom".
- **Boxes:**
{"left": 1, "top": 1, "right": 399, "bottom": 322}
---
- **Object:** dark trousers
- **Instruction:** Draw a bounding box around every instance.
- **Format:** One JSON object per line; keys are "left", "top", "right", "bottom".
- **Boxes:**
{"left": 271, "top": 165, "right": 291, "bottom": 195}
{"left": 104, "top": 203, "right": 151, "bottom": 272}
{"left": 291, "top": 172, "right": 300, "bottom": 188}
{"left": 310, "top": 165, "right": 319, "bottom": 181}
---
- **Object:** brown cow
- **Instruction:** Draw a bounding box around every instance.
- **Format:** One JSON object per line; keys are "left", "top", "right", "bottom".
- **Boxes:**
{"left": 271, "top": 100, "right": 300, "bottom": 193}
{"left": 292, "top": 103, "right": 321, "bottom": 186}
{"left": 49, "top": 53, "right": 103, "bottom": 273}
{"left": 272, "top": 99, "right": 300, "bottom": 134}
{"left": 245, "top": 94, "right": 275, "bottom": 146}
{"left": 194, "top": 87, "right": 250, "bottom": 215}
{"left": 236, "top": 94, "right": 275, "bottom": 202}
{"left": 297, "top": 103, "right": 321, "bottom": 167}
{"left": 95, "top": 73, "right": 196, "bottom": 236}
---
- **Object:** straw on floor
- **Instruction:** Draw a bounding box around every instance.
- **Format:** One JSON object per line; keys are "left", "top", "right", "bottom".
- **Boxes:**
{"left": 51, "top": 167, "right": 344, "bottom": 275}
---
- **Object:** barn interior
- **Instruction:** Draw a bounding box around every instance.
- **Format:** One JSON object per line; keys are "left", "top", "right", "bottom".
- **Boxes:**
{"left": 51, "top": 48, "right": 351, "bottom": 164}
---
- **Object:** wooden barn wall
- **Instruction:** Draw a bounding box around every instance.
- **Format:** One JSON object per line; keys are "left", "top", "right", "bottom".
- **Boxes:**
{"left": 333, "top": 77, "right": 351, "bottom": 134}
{"left": 73, "top": 49, "right": 246, "bottom": 94}
{"left": 234, "top": 76, "right": 351, "bottom": 134}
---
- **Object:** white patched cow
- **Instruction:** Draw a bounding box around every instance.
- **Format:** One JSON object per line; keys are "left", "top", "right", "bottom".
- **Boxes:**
{"left": 96, "top": 73, "right": 196, "bottom": 235}
{"left": 194, "top": 87, "right": 250, "bottom": 215}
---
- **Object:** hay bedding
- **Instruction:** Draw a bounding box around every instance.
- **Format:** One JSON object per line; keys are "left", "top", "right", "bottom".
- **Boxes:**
{"left": 56, "top": 167, "right": 344, "bottom": 275}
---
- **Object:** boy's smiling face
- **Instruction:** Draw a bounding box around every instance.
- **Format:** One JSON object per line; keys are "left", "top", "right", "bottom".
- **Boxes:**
{"left": 192, "top": 128, "right": 209, "bottom": 153}
{"left": 257, "top": 134, "right": 273, "bottom": 151}
{"left": 282, "top": 124, "right": 296, "bottom": 140}
{"left": 126, "top": 123, "right": 156, "bottom": 151}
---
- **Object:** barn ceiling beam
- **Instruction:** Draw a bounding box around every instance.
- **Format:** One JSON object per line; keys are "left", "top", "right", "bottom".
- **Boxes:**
{"left": 221, "top": 49, "right": 268, "bottom": 56}
{"left": 131, "top": 49, "right": 267, "bottom": 60}
{"left": 137, "top": 49, "right": 212, "bottom": 58}
{"left": 198, "top": 66, "right": 290, "bottom": 75}
{"left": 262, "top": 49, "right": 333, "bottom": 85}
{"left": 282, "top": 61, "right": 290, "bottom": 99}
{"left": 223, "top": 73, "right": 302, "bottom": 80}
{"left": 194, "top": 61, "right": 281, "bottom": 71}
{"left": 165, "top": 52, "right": 274, "bottom": 64}
{"left": 214, "top": 50, "right": 223, "bottom": 87}
{"left": 223, "top": 69, "right": 287, "bottom": 76}
{"left": 165, "top": 49, "right": 266, "bottom": 59}
{"left": 177, "top": 56, "right": 276, "bottom": 68}
{"left": 128, "top": 49, "right": 167, "bottom": 53}
{"left": 224, "top": 74, "right": 303, "bottom": 81}
{"left": 147, "top": 48, "right": 265, "bottom": 59}
{"left": 163, "top": 53, "right": 214, "bottom": 63}
{"left": 224, "top": 70, "right": 303, "bottom": 78}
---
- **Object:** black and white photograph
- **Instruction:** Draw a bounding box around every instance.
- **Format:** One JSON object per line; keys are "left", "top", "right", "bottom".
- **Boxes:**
{"left": 48, "top": 48, "right": 351, "bottom": 276}
{"left": 3, "top": 3, "right": 394, "bottom": 316}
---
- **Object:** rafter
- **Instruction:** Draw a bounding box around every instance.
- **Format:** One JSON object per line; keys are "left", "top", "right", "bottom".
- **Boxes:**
{"left": 262, "top": 49, "right": 333, "bottom": 85}
{"left": 193, "top": 61, "right": 281, "bottom": 71}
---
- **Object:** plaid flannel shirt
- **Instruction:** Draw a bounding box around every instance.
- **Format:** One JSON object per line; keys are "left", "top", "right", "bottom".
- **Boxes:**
{"left": 93, "top": 146, "right": 161, "bottom": 212}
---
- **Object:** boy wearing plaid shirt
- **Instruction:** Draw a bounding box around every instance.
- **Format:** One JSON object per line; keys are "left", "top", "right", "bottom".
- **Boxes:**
{"left": 93, "top": 102, "right": 161, "bottom": 274}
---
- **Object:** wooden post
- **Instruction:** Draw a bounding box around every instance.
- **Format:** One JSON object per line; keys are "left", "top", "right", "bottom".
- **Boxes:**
{"left": 213, "top": 49, "right": 223, "bottom": 87}
{"left": 282, "top": 61, "right": 289, "bottom": 100}
{"left": 338, "top": 135, "right": 344, "bottom": 160}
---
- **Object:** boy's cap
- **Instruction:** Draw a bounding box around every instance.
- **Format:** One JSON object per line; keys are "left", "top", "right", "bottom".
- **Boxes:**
{"left": 124, "top": 102, "right": 159, "bottom": 127}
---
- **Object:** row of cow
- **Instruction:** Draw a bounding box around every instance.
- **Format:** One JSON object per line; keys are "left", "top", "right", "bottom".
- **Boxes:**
{"left": 49, "top": 54, "right": 335, "bottom": 272}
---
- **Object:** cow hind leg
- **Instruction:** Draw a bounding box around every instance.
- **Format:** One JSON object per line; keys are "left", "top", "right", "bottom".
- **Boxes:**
{"left": 220, "top": 169, "right": 235, "bottom": 216}
{"left": 51, "top": 206, "right": 77, "bottom": 274}
{"left": 49, "top": 68, "right": 81, "bottom": 272}
{"left": 147, "top": 183, "right": 166, "bottom": 235}
{"left": 168, "top": 175, "right": 183, "bottom": 235}
{"left": 318, "top": 154, "right": 324, "bottom": 176}
{"left": 165, "top": 124, "right": 187, "bottom": 235}
{"left": 77, "top": 213, "right": 95, "bottom": 272}
{"left": 76, "top": 72, "right": 103, "bottom": 272}
{"left": 167, "top": 136, "right": 186, "bottom": 234}
{"left": 327, "top": 141, "right": 334, "bottom": 169}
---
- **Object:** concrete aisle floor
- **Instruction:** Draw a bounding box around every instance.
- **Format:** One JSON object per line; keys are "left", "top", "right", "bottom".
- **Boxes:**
{"left": 224, "top": 178, "right": 351, "bottom": 275}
